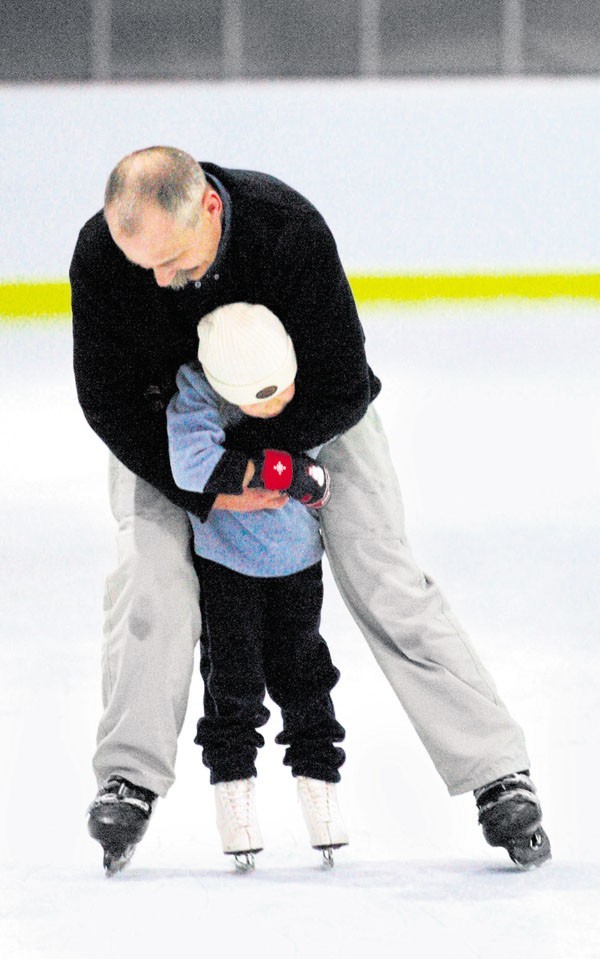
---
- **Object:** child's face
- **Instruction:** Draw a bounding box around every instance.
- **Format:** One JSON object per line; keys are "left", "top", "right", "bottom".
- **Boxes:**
{"left": 239, "top": 381, "right": 295, "bottom": 419}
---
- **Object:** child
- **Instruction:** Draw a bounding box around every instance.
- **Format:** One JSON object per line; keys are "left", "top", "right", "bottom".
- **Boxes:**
{"left": 166, "top": 302, "right": 348, "bottom": 868}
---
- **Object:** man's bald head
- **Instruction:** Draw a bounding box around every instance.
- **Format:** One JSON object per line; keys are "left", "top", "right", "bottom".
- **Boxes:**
{"left": 104, "top": 146, "right": 207, "bottom": 236}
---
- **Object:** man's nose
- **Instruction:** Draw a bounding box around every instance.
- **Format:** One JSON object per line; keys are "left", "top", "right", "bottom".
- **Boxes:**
{"left": 153, "top": 266, "right": 175, "bottom": 287}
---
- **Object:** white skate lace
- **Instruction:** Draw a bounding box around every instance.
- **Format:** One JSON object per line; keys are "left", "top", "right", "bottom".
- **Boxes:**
{"left": 300, "top": 779, "right": 335, "bottom": 823}
{"left": 219, "top": 779, "right": 254, "bottom": 829}
{"left": 94, "top": 793, "right": 152, "bottom": 814}
{"left": 475, "top": 772, "right": 539, "bottom": 817}
{"left": 475, "top": 772, "right": 535, "bottom": 798}
{"left": 91, "top": 779, "right": 154, "bottom": 816}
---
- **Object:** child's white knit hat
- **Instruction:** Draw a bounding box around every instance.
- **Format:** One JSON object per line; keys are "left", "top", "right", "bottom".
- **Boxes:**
{"left": 197, "top": 302, "right": 297, "bottom": 406}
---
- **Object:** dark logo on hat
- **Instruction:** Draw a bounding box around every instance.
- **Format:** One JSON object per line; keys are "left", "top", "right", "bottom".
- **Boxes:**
{"left": 255, "top": 385, "right": 278, "bottom": 399}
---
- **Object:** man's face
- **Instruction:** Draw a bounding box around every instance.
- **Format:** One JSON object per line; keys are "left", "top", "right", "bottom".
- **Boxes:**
{"left": 106, "top": 189, "right": 223, "bottom": 289}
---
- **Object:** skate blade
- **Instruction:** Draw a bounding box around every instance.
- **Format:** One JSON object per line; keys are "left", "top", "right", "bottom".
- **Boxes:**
{"left": 322, "top": 848, "right": 335, "bottom": 868}
{"left": 314, "top": 842, "right": 348, "bottom": 868}
{"left": 508, "top": 829, "right": 552, "bottom": 870}
{"left": 103, "top": 844, "right": 136, "bottom": 877}
{"left": 233, "top": 852, "right": 256, "bottom": 872}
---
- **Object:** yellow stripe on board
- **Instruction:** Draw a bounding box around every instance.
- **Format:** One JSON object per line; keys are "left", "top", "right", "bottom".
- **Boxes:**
{"left": 1, "top": 274, "right": 600, "bottom": 318}
{"left": 349, "top": 273, "right": 600, "bottom": 302}
{"left": 0, "top": 282, "right": 72, "bottom": 318}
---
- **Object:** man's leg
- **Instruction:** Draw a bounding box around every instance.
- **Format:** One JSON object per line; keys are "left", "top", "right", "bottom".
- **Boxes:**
{"left": 319, "top": 404, "right": 530, "bottom": 796}
{"left": 94, "top": 454, "right": 200, "bottom": 797}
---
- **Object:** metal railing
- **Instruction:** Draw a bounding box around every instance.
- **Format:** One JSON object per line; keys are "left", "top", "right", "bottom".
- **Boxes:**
{"left": 2, "top": 0, "right": 598, "bottom": 83}
{"left": 88, "top": 0, "right": 528, "bottom": 80}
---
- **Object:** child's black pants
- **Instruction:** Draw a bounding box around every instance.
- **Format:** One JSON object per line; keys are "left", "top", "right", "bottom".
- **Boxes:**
{"left": 193, "top": 556, "right": 346, "bottom": 784}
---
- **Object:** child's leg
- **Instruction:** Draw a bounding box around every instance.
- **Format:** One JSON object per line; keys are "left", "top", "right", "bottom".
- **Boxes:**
{"left": 193, "top": 557, "right": 270, "bottom": 784}
{"left": 263, "top": 562, "right": 346, "bottom": 783}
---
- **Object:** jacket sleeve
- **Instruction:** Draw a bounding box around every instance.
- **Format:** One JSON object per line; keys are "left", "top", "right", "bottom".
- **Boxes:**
{"left": 70, "top": 227, "right": 217, "bottom": 521}
{"left": 264, "top": 213, "right": 373, "bottom": 450}
{"left": 166, "top": 366, "right": 249, "bottom": 499}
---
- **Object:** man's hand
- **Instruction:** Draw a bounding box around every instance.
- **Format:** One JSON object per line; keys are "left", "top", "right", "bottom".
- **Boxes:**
{"left": 213, "top": 462, "right": 288, "bottom": 512}
{"left": 213, "top": 488, "right": 288, "bottom": 512}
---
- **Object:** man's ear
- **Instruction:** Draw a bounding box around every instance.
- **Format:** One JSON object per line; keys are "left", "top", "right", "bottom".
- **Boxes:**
{"left": 204, "top": 189, "right": 223, "bottom": 220}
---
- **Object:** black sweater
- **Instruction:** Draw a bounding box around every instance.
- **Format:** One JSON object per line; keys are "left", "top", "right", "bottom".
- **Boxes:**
{"left": 70, "top": 163, "right": 381, "bottom": 520}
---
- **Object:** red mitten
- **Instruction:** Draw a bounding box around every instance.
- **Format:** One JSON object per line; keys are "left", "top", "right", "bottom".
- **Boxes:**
{"left": 253, "top": 450, "right": 331, "bottom": 509}
{"left": 260, "top": 449, "right": 294, "bottom": 491}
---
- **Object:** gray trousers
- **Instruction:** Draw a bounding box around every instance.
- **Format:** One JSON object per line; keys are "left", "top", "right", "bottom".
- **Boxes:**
{"left": 96, "top": 403, "right": 529, "bottom": 797}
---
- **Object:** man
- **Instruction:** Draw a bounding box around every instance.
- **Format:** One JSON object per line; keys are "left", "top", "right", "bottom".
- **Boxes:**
{"left": 70, "top": 146, "right": 550, "bottom": 874}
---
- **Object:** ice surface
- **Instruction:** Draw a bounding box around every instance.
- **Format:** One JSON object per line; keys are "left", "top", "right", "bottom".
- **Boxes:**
{"left": 1, "top": 302, "right": 599, "bottom": 958}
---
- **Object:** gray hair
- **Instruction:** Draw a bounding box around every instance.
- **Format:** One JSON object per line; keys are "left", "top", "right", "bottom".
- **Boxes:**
{"left": 104, "top": 146, "right": 207, "bottom": 235}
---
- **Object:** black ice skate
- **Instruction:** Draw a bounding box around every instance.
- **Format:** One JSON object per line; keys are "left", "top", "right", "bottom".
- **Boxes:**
{"left": 87, "top": 776, "right": 157, "bottom": 876}
{"left": 475, "top": 771, "right": 551, "bottom": 869}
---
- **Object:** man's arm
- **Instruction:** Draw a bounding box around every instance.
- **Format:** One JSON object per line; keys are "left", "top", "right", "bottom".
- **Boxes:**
{"left": 274, "top": 216, "right": 374, "bottom": 440}
{"left": 70, "top": 225, "right": 217, "bottom": 521}
{"left": 238, "top": 214, "right": 378, "bottom": 453}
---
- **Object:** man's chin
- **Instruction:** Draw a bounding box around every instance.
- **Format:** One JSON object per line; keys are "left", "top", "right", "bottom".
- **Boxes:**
{"left": 168, "top": 272, "right": 191, "bottom": 291}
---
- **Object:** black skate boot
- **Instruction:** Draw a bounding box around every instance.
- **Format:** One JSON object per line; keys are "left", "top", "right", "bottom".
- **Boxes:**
{"left": 87, "top": 776, "right": 157, "bottom": 876}
{"left": 475, "top": 771, "right": 551, "bottom": 869}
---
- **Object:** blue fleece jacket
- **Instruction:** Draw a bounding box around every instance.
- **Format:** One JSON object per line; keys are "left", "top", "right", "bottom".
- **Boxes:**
{"left": 167, "top": 363, "right": 323, "bottom": 578}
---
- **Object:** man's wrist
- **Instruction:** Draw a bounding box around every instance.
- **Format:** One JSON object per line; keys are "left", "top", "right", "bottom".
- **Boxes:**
{"left": 242, "top": 460, "right": 255, "bottom": 487}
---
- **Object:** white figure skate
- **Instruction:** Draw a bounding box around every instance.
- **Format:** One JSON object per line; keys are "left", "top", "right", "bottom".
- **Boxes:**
{"left": 215, "top": 778, "right": 263, "bottom": 871}
{"left": 297, "top": 776, "right": 349, "bottom": 867}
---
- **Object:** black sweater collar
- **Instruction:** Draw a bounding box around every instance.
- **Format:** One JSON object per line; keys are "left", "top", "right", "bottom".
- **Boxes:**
{"left": 204, "top": 171, "right": 232, "bottom": 281}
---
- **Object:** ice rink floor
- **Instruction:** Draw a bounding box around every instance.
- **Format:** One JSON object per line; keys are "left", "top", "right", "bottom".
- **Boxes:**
{"left": 1, "top": 300, "right": 599, "bottom": 958}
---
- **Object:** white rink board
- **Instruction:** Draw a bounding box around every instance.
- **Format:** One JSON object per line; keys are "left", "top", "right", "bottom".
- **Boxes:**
{"left": 2, "top": 77, "right": 600, "bottom": 280}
